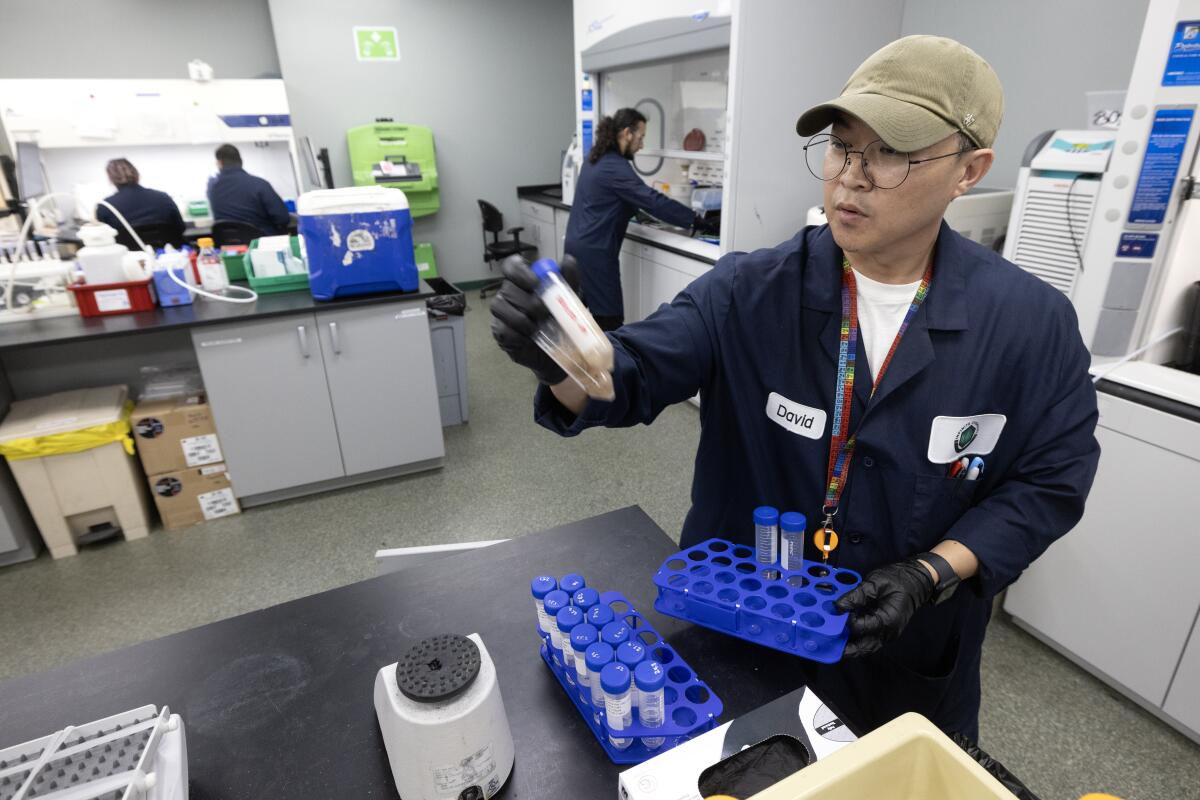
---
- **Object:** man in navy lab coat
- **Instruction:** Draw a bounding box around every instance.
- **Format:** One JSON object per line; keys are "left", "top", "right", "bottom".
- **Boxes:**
{"left": 564, "top": 107, "right": 704, "bottom": 331}
{"left": 491, "top": 36, "right": 1100, "bottom": 739}
{"left": 207, "top": 143, "right": 291, "bottom": 236}
{"left": 95, "top": 158, "right": 185, "bottom": 242}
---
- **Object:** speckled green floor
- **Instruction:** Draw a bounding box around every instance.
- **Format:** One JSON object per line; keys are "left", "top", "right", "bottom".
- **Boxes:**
{"left": 0, "top": 298, "right": 1195, "bottom": 799}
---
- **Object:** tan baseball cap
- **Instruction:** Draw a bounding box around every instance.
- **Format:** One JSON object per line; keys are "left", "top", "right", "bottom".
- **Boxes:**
{"left": 796, "top": 35, "right": 1004, "bottom": 151}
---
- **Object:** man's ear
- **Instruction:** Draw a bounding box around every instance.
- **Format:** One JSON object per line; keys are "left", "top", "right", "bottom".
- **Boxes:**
{"left": 952, "top": 149, "right": 994, "bottom": 199}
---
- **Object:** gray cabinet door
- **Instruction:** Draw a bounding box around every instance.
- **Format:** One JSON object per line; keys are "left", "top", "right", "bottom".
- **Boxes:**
{"left": 192, "top": 316, "right": 345, "bottom": 497}
{"left": 315, "top": 301, "right": 445, "bottom": 475}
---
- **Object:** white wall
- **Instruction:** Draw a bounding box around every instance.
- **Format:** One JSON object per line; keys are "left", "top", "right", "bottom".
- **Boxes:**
{"left": 901, "top": 0, "right": 1151, "bottom": 188}
{"left": 268, "top": 0, "right": 576, "bottom": 284}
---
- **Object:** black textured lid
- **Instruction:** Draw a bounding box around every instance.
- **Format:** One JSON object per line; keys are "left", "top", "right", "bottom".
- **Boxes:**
{"left": 396, "top": 635, "right": 481, "bottom": 703}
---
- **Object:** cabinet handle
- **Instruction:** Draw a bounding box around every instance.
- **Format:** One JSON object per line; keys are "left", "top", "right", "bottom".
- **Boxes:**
{"left": 297, "top": 324, "right": 310, "bottom": 358}
{"left": 329, "top": 321, "right": 341, "bottom": 354}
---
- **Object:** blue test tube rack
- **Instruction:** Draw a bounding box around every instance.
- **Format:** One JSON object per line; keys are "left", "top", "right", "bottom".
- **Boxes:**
{"left": 535, "top": 582, "right": 724, "bottom": 765}
{"left": 651, "top": 538, "right": 862, "bottom": 664}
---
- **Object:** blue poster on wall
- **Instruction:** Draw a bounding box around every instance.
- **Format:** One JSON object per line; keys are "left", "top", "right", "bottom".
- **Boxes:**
{"left": 1163, "top": 20, "right": 1200, "bottom": 85}
{"left": 1127, "top": 107, "right": 1194, "bottom": 227}
{"left": 582, "top": 119, "right": 593, "bottom": 157}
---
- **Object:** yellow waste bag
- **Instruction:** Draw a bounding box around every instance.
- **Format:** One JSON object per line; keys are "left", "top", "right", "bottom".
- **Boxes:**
{"left": 0, "top": 402, "right": 135, "bottom": 461}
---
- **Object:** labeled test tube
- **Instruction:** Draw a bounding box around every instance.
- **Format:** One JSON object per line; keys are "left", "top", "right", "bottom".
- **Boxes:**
{"left": 560, "top": 573, "right": 586, "bottom": 595}
{"left": 572, "top": 587, "right": 600, "bottom": 616}
{"left": 755, "top": 505, "right": 780, "bottom": 566}
{"left": 586, "top": 604, "right": 616, "bottom": 628}
{"left": 531, "top": 575, "right": 558, "bottom": 634}
{"left": 781, "top": 512, "right": 807, "bottom": 572}
{"left": 616, "top": 641, "right": 647, "bottom": 708}
{"left": 585, "top": 643, "right": 615, "bottom": 707}
{"left": 571, "top": 624, "right": 600, "bottom": 702}
{"left": 556, "top": 606, "right": 584, "bottom": 684}
{"left": 600, "top": 621, "right": 631, "bottom": 649}
{"left": 634, "top": 660, "right": 666, "bottom": 750}
{"left": 600, "top": 662, "right": 634, "bottom": 751}
{"left": 543, "top": 590, "right": 571, "bottom": 666}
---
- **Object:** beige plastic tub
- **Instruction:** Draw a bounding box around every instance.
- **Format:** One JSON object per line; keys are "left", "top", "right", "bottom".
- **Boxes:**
{"left": 749, "top": 713, "right": 1014, "bottom": 800}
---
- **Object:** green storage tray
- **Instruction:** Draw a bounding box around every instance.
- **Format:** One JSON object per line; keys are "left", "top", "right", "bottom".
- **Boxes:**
{"left": 221, "top": 248, "right": 248, "bottom": 282}
{"left": 414, "top": 242, "right": 437, "bottom": 279}
{"left": 243, "top": 237, "right": 311, "bottom": 294}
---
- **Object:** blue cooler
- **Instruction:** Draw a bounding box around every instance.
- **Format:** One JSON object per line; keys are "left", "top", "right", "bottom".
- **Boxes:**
{"left": 297, "top": 186, "right": 419, "bottom": 300}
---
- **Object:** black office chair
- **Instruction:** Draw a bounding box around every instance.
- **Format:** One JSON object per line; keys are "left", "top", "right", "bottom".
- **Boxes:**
{"left": 478, "top": 200, "right": 537, "bottom": 299}
{"left": 211, "top": 219, "right": 265, "bottom": 247}
{"left": 114, "top": 222, "right": 184, "bottom": 251}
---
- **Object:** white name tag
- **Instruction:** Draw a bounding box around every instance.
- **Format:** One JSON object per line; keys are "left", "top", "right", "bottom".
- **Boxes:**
{"left": 766, "top": 392, "right": 827, "bottom": 440}
{"left": 928, "top": 414, "right": 1007, "bottom": 463}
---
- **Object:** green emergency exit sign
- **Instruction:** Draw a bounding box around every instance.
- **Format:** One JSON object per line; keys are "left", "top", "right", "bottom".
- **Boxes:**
{"left": 354, "top": 27, "right": 400, "bottom": 61}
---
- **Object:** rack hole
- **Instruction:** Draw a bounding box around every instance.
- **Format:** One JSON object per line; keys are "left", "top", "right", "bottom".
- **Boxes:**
{"left": 795, "top": 592, "right": 817, "bottom": 607}
{"left": 808, "top": 565, "right": 830, "bottom": 578}
{"left": 739, "top": 578, "right": 762, "bottom": 592}
{"left": 800, "top": 611, "right": 823, "bottom": 628}
{"left": 712, "top": 556, "right": 733, "bottom": 566}
{"left": 673, "top": 706, "right": 698, "bottom": 727}
{"left": 717, "top": 588, "right": 739, "bottom": 603}
{"left": 708, "top": 541, "right": 729, "bottom": 552}
{"left": 733, "top": 547, "right": 753, "bottom": 559}
{"left": 652, "top": 647, "right": 675, "bottom": 664}
{"left": 735, "top": 562, "right": 756, "bottom": 574}
{"left": 715, "top": 571, "right": 736, "bottom": 584}
{"left": 765, "top": 585, "right": 788, "bottom": 599}
{"left": 835, "top": 572, "right": 858, "bottom": 585}
{"left": 667, "top": 666, "right": 693, "bottom": 684}
{"left": 668, "top": 575, "right": 687, "bottom": 588}
{"left": 772, "top": 603, "right": 795, "bottom": 618}
{"left": 744, "top": 596, "right": 766, "bottom": 610}
{"left": 815, "top": 582, "right": 835, "bottom": 595}
{"left": 687, "top": 550, "right": 708, "bottom": 561}
{"left": 692, "top": 581, "right": 714, "bottom": 595}
{"left": 689, "top": 564, "right": 712, "bottom": 577}
{"left": 664, "top": 686, "right": 678, "bottom": 704}
{"left": 685, "top": 685, "right": 710, "bottom": 704}
{"left": 666, "top": 559, "right": 686, "bottom": 571}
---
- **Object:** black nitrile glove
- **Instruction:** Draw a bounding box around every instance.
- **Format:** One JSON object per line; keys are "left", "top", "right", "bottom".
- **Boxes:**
{"left": 950, "top": 733, "right": 1041, "bottom": 800}
{"left": 834, "top": 559, "right": 935, "bottom": 658}
{"left": 489, "top": 254, "right": 582, "bottom": 385}
{"left": 691, "top": 213, "right": 720, "bottom": 237}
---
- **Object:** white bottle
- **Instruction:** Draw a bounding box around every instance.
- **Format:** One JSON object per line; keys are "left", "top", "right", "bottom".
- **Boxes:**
{"left": 196, "top": 237, "right": 228, "bottom": 293}
{"left": 75, "top": 223, "right": 130, "bottom": 285}
{"left": 531, "top": 258, "right": 614, "bottom": 400}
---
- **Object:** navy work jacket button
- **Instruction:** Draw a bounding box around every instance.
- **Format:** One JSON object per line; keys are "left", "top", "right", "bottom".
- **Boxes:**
{"left": 849, "top": 534, "right": 864, "bottom": 545}
{"left": 862, "top": 456, "right": 875, "bottom": 468}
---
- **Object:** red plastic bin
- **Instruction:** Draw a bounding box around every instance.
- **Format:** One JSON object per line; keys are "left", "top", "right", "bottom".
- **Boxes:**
{"left": 68, "top": 278, "right": 158, "bottom": 318}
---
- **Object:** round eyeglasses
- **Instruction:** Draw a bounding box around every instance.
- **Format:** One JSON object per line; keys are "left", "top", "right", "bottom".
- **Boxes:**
{"left": 803, "top": 133, "right": 972, "bottom": 190}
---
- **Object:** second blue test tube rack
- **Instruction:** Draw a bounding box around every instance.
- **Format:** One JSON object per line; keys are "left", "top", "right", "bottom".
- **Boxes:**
{"left": 534, "top": 576, "right": 724, "bottom": 765}
{"left": 651, "top": 538, "right": 863, "bottom": 663}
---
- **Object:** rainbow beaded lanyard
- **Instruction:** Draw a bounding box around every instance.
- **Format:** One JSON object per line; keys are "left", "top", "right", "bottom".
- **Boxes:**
{"left": 815, "top": 256, "right": 933, "bottom": 561}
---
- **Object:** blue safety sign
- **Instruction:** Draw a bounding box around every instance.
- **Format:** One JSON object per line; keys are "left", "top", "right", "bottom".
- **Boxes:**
{"left": 1116, "top": 232, "right": 1159, "bottom": 259}
{"left": 1164, "top": 20, "right": 1200, "bottom": 85}
{"left": 1128, "top": 107, "right": 1194, "bottom": 226}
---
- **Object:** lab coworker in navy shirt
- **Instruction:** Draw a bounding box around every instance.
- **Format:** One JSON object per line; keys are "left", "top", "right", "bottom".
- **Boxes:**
{"left": 95, "top": 158, "right": 185, "bottom": 243}
{"left": 206, "top": 143, "right": 291, "bottom": 235}
{"left": 492, "top": 36, "right": 1100, "bottom": 741}
{"left": 564, "top": 108, "right": 701, "bottom": 331}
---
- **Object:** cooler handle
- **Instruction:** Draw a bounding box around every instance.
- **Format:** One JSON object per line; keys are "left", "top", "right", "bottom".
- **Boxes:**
{"left": 297, "top": 324, "right": 310, "bottom": 358}
{"left": 329, "top": 321, "right": 341, "bottom": 354}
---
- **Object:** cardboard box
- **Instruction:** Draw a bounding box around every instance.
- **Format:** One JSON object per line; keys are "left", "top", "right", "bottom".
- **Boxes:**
{"left": 132, "top": 397, "right": 223, "bottom": 476}
{"left": 618, "top": 686, "right": 856, "bottom": 800}
{"left": 148, "top": 463, "right": 240, "bottom": 530}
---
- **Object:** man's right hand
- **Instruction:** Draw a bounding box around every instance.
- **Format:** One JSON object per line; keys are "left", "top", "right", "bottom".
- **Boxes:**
{"left": 489, "top": 254, "right": 581, "bottom": 385}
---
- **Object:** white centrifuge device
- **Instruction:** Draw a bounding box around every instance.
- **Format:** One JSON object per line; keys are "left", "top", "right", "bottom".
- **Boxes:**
{"left": 374, "top": 633, "right": 514, "bottom": 800}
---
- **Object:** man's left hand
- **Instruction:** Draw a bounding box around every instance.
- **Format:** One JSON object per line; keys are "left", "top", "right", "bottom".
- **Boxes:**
{"left": 834, "top": 560, "right": 935, "bottom": 658}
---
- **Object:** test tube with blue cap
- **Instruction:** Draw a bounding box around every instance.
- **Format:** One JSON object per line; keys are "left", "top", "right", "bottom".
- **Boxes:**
{"left": 531, "top": 575, "right": 558, "bottom": 635}
{"left": 585, "top": 642, "right": 615, "bottom": 708}
{"left": 600, "top": 620, "right": 631, "bottom": 649}
{"left": 570, "top": 623, "right": 599, "bottom": 702}
{"left": 556, "top": 606, "right": 584, "bottom": 684}
{"left": 560, "top": 573, "right": 586, "bottom": 595}
{"left": 542, "top": 590, "right": 571, "bottom": 665}
{"left": 586, "top": 604, "right": 616, "bottom": 628}
{"left": 755, "top": 506, "right": 780, "bottom": 566}
{"left": 781, "top": 512, "right": 807, "bottom": 572}
{"left": 572, "top": 587, "right": 600, "bottom": 616}
{"left": 616, "top": 641, "right": 647, "bottom": 708}
{"left": 600, "top": 662, "right": 634, "bottom": 751}
{"left": 634, "top": 660, "right": 666, "bottom": 749}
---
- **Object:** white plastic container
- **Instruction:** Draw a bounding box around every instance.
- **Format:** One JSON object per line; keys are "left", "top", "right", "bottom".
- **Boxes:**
{"left": 75, "top": 223, "right": 129, "bottom": 285}
{"left": 531, "top": 258, "right": 615, "bottom": 400}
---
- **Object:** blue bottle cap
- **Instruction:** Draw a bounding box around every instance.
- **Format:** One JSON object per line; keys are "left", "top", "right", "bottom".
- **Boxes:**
{"left": 571, "top": 623, "right": 599, "bottom": 652}
{"left": 616, "top": 641, "right": 646, "bottom": 668}
{"left": 559, "top": 573, "right": 586, "bottom": 594}
{"left": 531, "top": 258, "right": 561, "bottom": 282}
{"left": 600, "top": 662, "right": 631, "bottom": 694}
{"left": 780, "top": 512, "right": 807, "bottom": 533}
{"left": 556, "top": 605, "right": 583, "bottom": 633}
{"left": 634, "top": 660, "right": 666, "bottom": 692}
{"left": 531, "top": 575, "right": 557, "bottom": 600}
{"left": 586, "top": 605, "right": 615, "bottom": 627}
{"left": 572, "top": 587, "right": 600, "bottom": 611}
{"left": 754, "top": 506, "right": 780, "bottom": 526}
{"left": 585, "top": 642, "right": 615, "bottom": 672}
{"left": 543, "top": 590, "right": 570, "bottom": 615}
{"left": 600, "top": 621, "right": 630, "bottom": 647}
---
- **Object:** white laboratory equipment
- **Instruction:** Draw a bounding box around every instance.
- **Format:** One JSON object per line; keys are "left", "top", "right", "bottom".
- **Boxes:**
{"left": 0, "top": 705, "right": 187, "bottom": 800}
{"left": 1004, "top": 0, "right": 1200, "bottom": 746}
{"left": 561, "top": 133, "right": 582, "bottom": 205}
{"left": 75, "top": 222, "right": 134, "bottom": 285}
{"left": 374, "top": 633, "right": 515, "bottom": 800}
{"left": 1002, "top": 129, "right": 1116, "bottom": 294}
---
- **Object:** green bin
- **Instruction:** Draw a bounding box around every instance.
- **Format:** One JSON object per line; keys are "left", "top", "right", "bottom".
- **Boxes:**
{"left": 414, "top": 242, "right": 437, "bottom": 280}
{"left": 243, "top": 237, "right": 311, "bottom": 294}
